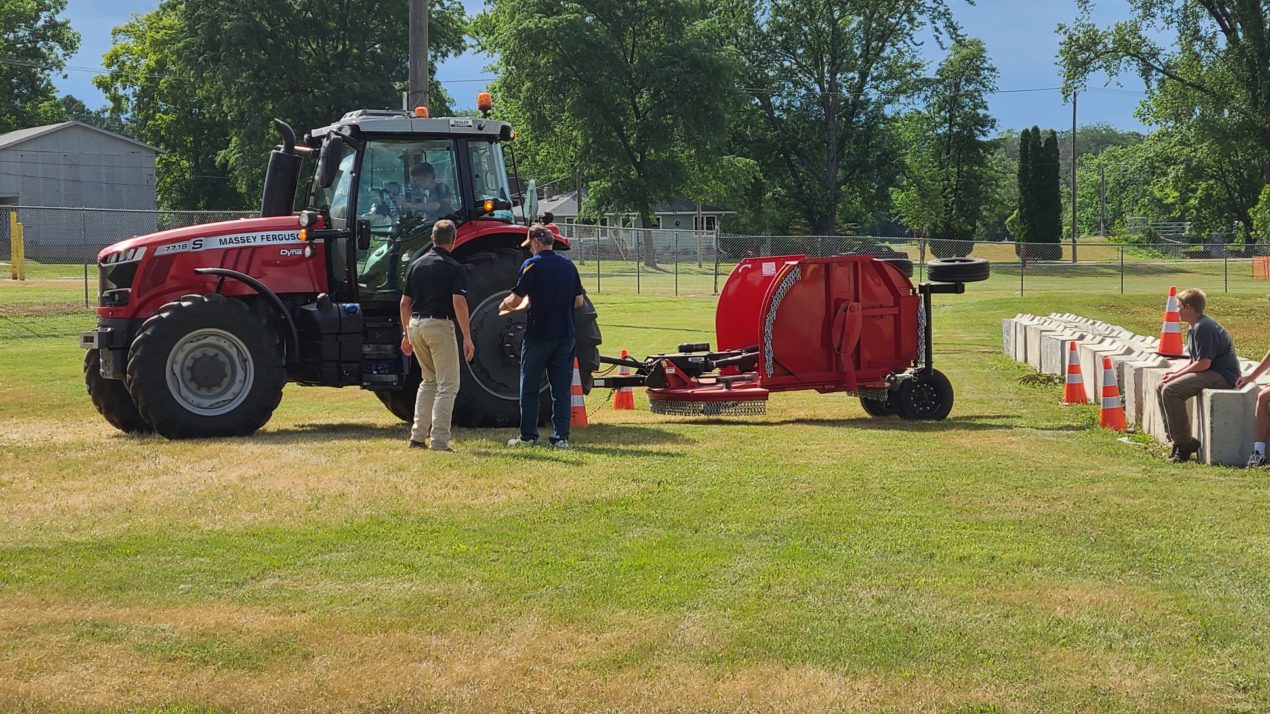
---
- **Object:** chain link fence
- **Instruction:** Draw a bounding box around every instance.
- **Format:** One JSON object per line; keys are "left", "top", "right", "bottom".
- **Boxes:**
{"left": 7, "top": 207, "right": 1270, "bottom": 341}
{"left": 1, "top": 205, "right": 254, "bottom": 339}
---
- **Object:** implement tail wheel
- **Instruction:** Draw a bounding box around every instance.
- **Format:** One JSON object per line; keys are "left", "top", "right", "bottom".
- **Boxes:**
{"left": 859, "top": 390, "right": 898, "bottom": 417}
{"left": 895, "top": 369, "right": 954, "bottom": 421}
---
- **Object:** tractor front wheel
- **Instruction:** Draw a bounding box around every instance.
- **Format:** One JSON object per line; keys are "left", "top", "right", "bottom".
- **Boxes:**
{"left": 895, "top": 369, "right": 954, "bottom": 421}
{"left": 127, "top": 294, "right": 286, "bottom": 438}
{"left": 85, "top": 349, "right": 152, "bottom": 434}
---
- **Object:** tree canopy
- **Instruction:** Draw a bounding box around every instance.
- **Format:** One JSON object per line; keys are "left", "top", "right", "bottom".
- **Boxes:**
{"left": 0, "top": 0, "right": 79, "bottom": 134}
{"left": 475, "top": 0, "right": 740, "bottom": 266}
{"left": 96, "top": 0, "right": 467, "bottom": 210}
{"left": 892, "top": 38, "right": 998, "bottom": 257}
{"left": 1060, "top": 0, "right": 1270, "bottom": 241}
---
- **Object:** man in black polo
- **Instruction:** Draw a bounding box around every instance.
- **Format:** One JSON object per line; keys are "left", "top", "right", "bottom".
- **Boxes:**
{"left": 399, "top": 220, "right": 475, "bottom": 451}
{"left": 499, "top": 223, "right": 585, "bottom": 449}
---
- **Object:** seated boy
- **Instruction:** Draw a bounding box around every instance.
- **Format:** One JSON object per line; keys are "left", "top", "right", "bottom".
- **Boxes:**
{"left": 1155, "top": 288, "right": 1240, "bottom": 462}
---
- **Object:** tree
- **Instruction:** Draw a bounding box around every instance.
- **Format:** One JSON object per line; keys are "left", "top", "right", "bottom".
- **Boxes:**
{"left": 1015, "top": 128, "right": 1034, "bottom": 245}
{"left": 1060, "top": 1, "right": 1270, "bottom": 243}
{"left": 58, "top": 95, "right": 132, "bottom": 137}
{"left": 1039, "top": 130, "right": 1063, "bottom": 246}
{"left": 96, "top": 0, "right": 467, "bottom": 210}
{"left": 0, "top": 0, "right": 79, "bottom": 134}
{"left": 732, "top": 0, "right": 957, "bottom": 236}
{"left": 475, "top": 0, "right": 740, "bottom": 267}
{"left": 892, "top": 38, "right": 998, "bottom": 258}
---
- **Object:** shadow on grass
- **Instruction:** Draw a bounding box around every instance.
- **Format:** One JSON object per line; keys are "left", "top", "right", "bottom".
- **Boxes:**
{"left": 677, "top": 414, "right": 1020, "bottom": 431}
{"left": 258, "top": 422, "right": 692, "bottom": 455}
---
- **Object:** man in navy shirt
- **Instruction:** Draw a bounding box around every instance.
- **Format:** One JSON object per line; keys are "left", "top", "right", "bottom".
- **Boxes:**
{"left": 500, "top": 224, "right": 584, "bottom": 448}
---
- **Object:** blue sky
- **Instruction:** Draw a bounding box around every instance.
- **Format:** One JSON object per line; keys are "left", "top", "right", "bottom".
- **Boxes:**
{"left": 56, "top": 0, "right": 1153, "bottom": 133}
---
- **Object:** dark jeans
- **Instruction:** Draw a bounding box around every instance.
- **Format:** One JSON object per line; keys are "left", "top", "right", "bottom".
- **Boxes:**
{"left": 520, "top": 337, "right": 576, "bottom": 442}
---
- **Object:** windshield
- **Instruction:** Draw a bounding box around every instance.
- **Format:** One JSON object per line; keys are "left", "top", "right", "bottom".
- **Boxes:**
{"left": 468, "top": 140, "right": 514, "bottom": 222}
{"left": 356, "top": 138, "right": 461, "bottom": 299}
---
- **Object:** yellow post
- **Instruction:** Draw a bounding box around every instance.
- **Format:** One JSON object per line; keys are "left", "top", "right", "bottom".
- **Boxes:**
{"left": 15, "top": 218, "right": 25, "bottom": 280}
{"left": 7, "top": 211, "right": 18, "bottom": 281}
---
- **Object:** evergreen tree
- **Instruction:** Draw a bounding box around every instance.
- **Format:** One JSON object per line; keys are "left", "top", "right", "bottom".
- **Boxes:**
{"left": 1016, "top": 128, "right": 1033, "bottom": 247}
{"left": 1040, "top": 131, "right": 1063, "bottom": 246}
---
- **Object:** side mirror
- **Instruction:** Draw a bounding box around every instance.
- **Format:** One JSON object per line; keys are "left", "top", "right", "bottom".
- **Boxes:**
{"left": 316, "top": 136, "right": 345, "bottom": 189}
{"left": 356, "top": 219, "right": 372, "bottom": 250}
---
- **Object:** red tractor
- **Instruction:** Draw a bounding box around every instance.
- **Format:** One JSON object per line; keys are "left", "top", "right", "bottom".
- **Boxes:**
{"left": 81, "top": 107, "right": 602, "bottom": 438}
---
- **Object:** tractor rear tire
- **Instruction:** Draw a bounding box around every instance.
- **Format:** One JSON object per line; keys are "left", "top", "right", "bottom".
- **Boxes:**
{"left": 379, "top": 248, "right": 602, "bottom": 429}
{"left": 895, "top": 369, "right": 954, "bottom": 421}
{"left": 127, "top": 294, "right": 286, "bottom": 438}
{"left": 85, "top": 350, "right": 152, "bottom": 434}
{"left": 859, "top": 391, "right": 898, "bottom": 417}
{"left": 927, "top": 257, "right": 990, "bottom": 283}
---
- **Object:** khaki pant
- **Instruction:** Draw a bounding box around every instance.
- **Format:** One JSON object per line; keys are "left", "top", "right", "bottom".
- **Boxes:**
{"left": 407, "top": 317, "right": 461, "bottom": 449}
{"left": 1156, "top": 371, "right": 1231, "bottom": 447}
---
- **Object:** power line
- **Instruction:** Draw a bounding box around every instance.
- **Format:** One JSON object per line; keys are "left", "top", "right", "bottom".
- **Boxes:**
{"left": 0, "top": 55, "right": 494, "bottom": 86}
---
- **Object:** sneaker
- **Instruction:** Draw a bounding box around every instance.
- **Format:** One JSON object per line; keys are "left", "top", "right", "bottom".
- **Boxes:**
{"left": 1247, "top": 451, "right": 1267, "bottom": 468}
{"left": 551, "top": 439, "right": 570, "bottom": 450}
{"left": 408, "top": 439, "right": 426, "bottom": 449}
{"left": 507, "top": 437, "right": 537, "bottom": 447}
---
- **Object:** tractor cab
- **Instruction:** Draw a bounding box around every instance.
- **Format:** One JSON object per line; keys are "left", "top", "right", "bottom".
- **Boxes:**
{"left": 275, "top": 109, "right": 518, "bottom": 303}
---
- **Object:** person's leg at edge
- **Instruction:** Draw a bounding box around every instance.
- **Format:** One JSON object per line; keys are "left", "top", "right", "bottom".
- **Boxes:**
{"left": 1252, "top": 386, "right": 1270, "bottom": 464}
{"left": 409, "top": 318, "right": 438, "bottom": 445}
{"left": 518, "top": 338, "right": 549, "bottom": 443}
{"left": 426, "top": 319, "right": 461, "bottom": 450}
{"left": 1160, "top": 372, "right": 1229, "bottom": 459}
{"left": 546, "top": 338, "right": 576, "bottom": 444}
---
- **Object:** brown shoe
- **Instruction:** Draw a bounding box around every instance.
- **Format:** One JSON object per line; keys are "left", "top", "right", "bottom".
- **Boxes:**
{"left": 1170, "top": 440, "right": 1200, "bottom": 463}
{"left": 408, "top": 439, "right": 426, "bottom": 449}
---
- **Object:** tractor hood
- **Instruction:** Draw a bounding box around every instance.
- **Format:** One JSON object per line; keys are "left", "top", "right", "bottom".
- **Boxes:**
{"left": 97, "top": 215, "right": 304, "bottom": 263}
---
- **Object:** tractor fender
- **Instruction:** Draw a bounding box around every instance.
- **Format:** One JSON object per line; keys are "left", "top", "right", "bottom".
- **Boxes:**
{"left": 192, "top": 267, "right": 300, "bottom": 364}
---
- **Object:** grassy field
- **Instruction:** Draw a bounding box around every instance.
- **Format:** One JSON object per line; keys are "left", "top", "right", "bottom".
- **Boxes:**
{"left": 1, "top": 289, "right": 1268, "bottom": 712}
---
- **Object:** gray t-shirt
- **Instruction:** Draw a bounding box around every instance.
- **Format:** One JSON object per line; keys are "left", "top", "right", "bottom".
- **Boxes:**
{"left": 1188, "top": 314, "right": 1240, "bottom": 386}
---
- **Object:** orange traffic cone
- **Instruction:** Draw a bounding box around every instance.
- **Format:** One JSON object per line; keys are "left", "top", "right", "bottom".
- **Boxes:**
{"left": 1099, "top": 357, "right": 1127, "bottom": 431}
{"left": 613, "top": 349, "right": 635, "bottom": 410}
{"left": 1063, "top": 341, "right": 1087, "bottom": 404}
{"left": 570, "top": 357, "right": 589, "bottom": 428}
{"left": 1157, "top": 286, "right": 1185, "bottom": 357}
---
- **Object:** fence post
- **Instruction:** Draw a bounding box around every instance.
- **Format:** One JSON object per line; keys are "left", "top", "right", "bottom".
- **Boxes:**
{"left": 674, "top": 230, "right": 679, "bottom": 296}
{"left": 1019, "top": 245, "right": 1025, "bottom": 297}
{"left": 595, "top": 229, "right": 601, "bottom": 294}
{"left": 635, "top": 228, "right": 641, "bottom": 295}
{"left": 82, "top": 209, "right": 90, "bottom": 307}
{"left": 1224, "top": 252, "right": 1229, "bottom": 293}
{"left": 1119, "top": 246, "right": 1124, "bottom": 295}
{"left": 713, "top": 231, "right": 720, "bottom": 295}
{"left": 918, "top": 237, "right": 926, "bottom": 282}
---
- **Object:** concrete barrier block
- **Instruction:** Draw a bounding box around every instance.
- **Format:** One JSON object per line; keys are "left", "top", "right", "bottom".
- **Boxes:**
{"left": 1122, "top": 355, "right": 1172, "bottom": 428}
{"left": 1139, "top": 363, "right": 1200, "bottom": 445}
{"left": 1041, "top": 329, "right": 1091, "bottom": 377}
{"left": 1025, "top": 318, "right": 1065, "bottom": 370}
{"left": 1199, "top": 386, "right": 1258, "bottom": 466}
{"left": 1077, "top": 339, "right": 1138, "bottom": 403}
{"left": 1012, "top": 315, "right": 1044, "bottom": 363}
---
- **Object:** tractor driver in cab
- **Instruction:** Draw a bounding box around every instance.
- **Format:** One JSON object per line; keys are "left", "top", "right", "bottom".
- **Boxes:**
{"left": 401, "top": 162, "right": 453, "bottom": 220}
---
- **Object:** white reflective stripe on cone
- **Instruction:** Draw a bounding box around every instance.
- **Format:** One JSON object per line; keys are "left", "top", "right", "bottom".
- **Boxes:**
{"left": 1066, "top": 373, "right": 1083, "bottom": 383}
{"left": 1162, "top": 322, "right": 1181, "bottom": 333}
{"left": 1166, "top": 296, "right": 1178, "bottom": 310}
{"left": 1101, "top": 397, "right": 1121, "bottom": 409}
{"left": 571, "top": 395, "right": 585, "bottom": 406}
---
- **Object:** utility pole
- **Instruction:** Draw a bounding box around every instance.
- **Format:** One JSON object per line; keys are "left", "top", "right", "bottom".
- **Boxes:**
{"left": 1099, "top": 164, "right": 1106, "bottom": 237}
{"left": 1070, "top": 88, "right": 1078, "bottom": 263}
{"left": 408, "top": 0, "right": 429, "bottom": 110}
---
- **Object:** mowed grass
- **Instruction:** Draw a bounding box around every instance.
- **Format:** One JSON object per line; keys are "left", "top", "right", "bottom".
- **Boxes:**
{"left": 0, "top": 291, "right": 1267, "bottom": 712}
